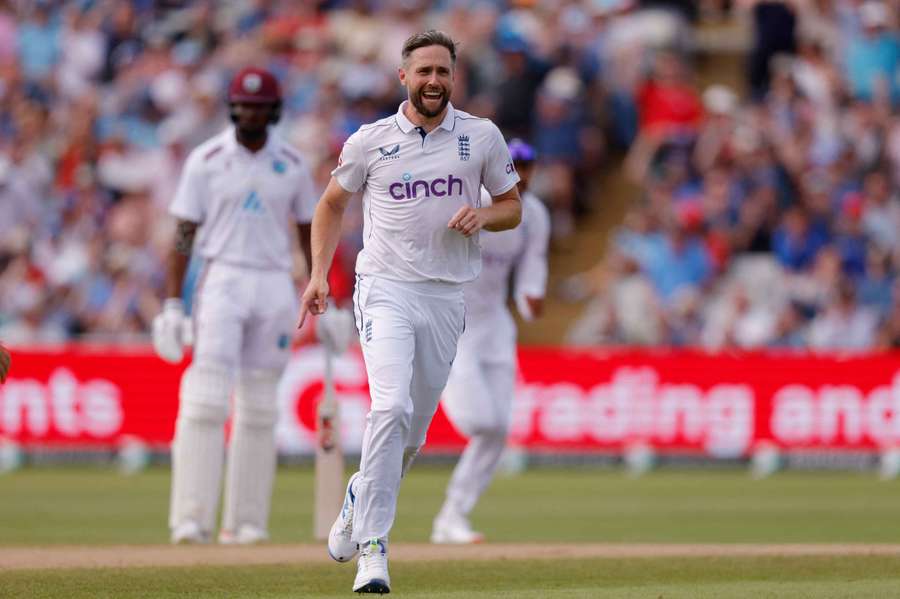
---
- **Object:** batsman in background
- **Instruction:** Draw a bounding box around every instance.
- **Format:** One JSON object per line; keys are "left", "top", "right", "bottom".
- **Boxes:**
{"left": 299, "top": 30, "right": 521, "bottom": 594}
{"left": 152, "top": 67, "right": 317, "bottom": 545}
{"left": 432, "top": 140, "right": 550, "bottom": 544}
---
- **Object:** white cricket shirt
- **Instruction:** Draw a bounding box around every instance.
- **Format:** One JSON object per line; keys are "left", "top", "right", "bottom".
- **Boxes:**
{"left": 466, "top": 188, "right": 550, "bottom": 318}
{"left": 169, "top": 127, "right": 317, "bottom": 271}
{"left": 331, "top": 102, "right": 520, "bottom": 284}
{"left": 457, "top": 188, "right": 550, "bottom": 363}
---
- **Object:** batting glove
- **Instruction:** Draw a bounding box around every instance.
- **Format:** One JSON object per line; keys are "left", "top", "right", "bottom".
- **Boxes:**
{"left": 152, "top": 298, "right": 190, "bottom": 363}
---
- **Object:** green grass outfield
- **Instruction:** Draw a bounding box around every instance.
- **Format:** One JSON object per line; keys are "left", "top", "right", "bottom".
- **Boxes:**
{"left": 3, "top": 466, "right": 900, "bottom": 544}
{"left": 4, "top": 555, "right": 900, "bottom": 599}
{"left": 2, "top": 467, "right": 900, "bottom": 597}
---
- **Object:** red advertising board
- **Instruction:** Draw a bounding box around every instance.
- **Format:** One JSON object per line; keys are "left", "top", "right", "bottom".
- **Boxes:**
{"left": 2, "top": 346, "right": 900, "bottom": 456}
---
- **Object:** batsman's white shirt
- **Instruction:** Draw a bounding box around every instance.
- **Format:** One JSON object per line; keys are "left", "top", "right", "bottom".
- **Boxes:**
{"left": 169, "top": 126, "right": 317, "bottom": 272}
{"left": 168, "top": 127, "right": 317, "bottom": 371}
{"left": 332, "top": 102, "right": 519, "bottom": 283}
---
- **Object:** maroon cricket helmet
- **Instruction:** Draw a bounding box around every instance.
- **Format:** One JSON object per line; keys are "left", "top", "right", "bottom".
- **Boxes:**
{"left": 227, "top": 67, "right": 282, "bottom": 104}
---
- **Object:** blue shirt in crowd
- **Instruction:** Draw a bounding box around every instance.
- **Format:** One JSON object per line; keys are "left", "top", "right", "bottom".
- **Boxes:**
{"left": 844, "top": 32, "right": 900, "bottom": 103}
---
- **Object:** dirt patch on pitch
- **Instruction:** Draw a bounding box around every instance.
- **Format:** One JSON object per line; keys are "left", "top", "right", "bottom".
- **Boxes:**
{"left": 3, "top": 543, "right": 900, "bottom": 571}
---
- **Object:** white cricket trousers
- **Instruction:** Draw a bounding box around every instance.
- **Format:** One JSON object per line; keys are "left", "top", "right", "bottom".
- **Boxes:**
{"left": 191, "top": 261, "right": 297, "bottom": 371}
{"left": 169, "top": 261, "right": 297, "bottom": 537}
{"left": 351, "top": 275, "right": 466, "bottom": 542}
{"left": 440, "top": 327, "right": 516, "bottom": 518}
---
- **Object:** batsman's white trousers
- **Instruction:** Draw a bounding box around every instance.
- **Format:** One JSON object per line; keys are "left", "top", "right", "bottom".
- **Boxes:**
{"left": 191, "top": 261, "right": 297, "bottom": 370}
{"left": 170, "top": 261, "right": 297, "bottom": 536}
{"left": 439, "top": 313, "right": 516, "bottom": 517}
{"left": 351, "top": 275, "right": 465, "bottom": 542}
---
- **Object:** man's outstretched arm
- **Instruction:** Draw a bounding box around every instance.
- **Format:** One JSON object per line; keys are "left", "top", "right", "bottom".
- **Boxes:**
{"left": 297, "top": 178, "right": 354, "bottom": 328}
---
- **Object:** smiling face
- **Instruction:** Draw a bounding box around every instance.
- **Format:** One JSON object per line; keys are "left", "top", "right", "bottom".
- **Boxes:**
{"left": 399, "top": 44, "right": 455, "bottom": 120}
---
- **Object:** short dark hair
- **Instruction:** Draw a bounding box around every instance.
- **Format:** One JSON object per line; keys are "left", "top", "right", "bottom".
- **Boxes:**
{"left": 401, "top": 30, "right": 458, "bottom": 66}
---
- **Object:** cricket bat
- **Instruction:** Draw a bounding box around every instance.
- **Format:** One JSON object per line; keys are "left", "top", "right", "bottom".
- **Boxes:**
{"left": 314, "top": 345, "right": 344, "bottom": 540}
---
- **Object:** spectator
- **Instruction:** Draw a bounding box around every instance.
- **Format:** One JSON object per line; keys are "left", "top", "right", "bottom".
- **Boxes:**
{"left": 17, "top": 2, "right": 60, "bottom": 83}
{"left": 767, "top": 302, "right": 808, "bottom": 349}
{"left": 638, "top": 206, "right": 712, "bottom": 303}
{"left": 565, "top": 0, "right": 900, "bottom": 353}
{"left": 744, "top": 0, "right": 797, "bottom": 99}
{"left": 857, "top": 247, "right": 894, "bottom": 312}
{"left": 57, "top": 6, "right": 105, "bottom": 101}
{"left": 101, "top": 3, "right": 142, "bottom": 83}
{"left": 637, "top": 50, "right": 702, "bottom": 137}
{"left": 493, "top": 34, "right": 547, "bottom": 140}
{"left": 0, "top": 1, "right": 18, "bottom": 65}
{"left": 702, "top": 284, "right": 778, "bottom": 349}
{"left": 808, "top": 279, "right": 878, "bottom": 349}
{"left": 771, "top": 205, "right": 829, "bottom": 271}
{"left": 842, "top": 1, "right": 900, "bottom": 105}
{"left": 860, "top": 169, "right": 900, "bottom": 251}
{"left": 533, "top": 67, "right": 591, "bottom": 245}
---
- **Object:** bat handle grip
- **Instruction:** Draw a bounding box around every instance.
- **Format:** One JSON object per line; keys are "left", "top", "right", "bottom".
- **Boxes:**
{"left": 320, "top": 415, "right": 336, "bottom": 451}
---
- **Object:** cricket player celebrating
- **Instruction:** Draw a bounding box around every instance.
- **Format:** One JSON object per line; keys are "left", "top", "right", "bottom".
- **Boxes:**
{"left": 432, "top": 140, "right": 550, "bottom": 544}
{"left": 153, "top": 67, "right": 317, "bottom": 545}
{"left": 299, "top": 30, "right": 522, "bottom": 594}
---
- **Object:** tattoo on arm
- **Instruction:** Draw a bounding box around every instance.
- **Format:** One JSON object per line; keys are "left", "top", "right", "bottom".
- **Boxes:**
{"left": 174, "top": 221, "right": 198, "bottom": 256}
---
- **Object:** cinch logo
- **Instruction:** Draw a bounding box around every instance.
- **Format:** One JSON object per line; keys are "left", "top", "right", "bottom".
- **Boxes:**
{"left": 389, "top": 173, "right": 463, "bottom": 200}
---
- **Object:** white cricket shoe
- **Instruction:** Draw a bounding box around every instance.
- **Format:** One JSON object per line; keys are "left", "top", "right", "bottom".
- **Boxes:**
{"left": 328, "top": 472, "right": 360, "bottom": 562}
{"left": 353, "top": 538, "right": 391, "bottom": 594}
{"left": 171, "top": 520, "right": 210, "bottom": 544}
{"left": 430, "top": 512, "right": 485, "bottom": 544}
{"left": 218, "top": 524, "right": 269, "bottom": 545}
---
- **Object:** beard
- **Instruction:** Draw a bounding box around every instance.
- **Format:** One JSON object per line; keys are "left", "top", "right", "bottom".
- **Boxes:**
{"left": 410, "top": 86, "right": 449, "bottom": 119}
{"left": 237, "top": 123, "right": 267, "bottom": 142}
{"left": 231, "top": 103, "right": 276, "bottom": 144}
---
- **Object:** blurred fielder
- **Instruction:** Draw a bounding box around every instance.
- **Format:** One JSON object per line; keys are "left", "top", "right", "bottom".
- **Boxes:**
{"left": 432, "top": 140, "right": 549, "bottom": 544}
{"left": 153, "top": 67, "right": 317, "bottom": 545}
{"left": 299, "top": 30, "right": 522, "bottom": 594}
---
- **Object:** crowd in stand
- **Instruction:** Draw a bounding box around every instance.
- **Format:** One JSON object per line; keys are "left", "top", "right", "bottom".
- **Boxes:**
{"left": 0, "top": 0, "right": 627, "bottom": 344}
{"left": 567, "top": 0, "right": 900, "bottom": 351}
{"left": 5, "top": 0, "right": 897, "bottom": 353}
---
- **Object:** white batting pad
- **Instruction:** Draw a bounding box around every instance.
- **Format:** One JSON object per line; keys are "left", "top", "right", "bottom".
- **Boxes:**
{"left": 169, "top": 363, "right": 233, "bottom": 536}
{"left": 221, "top": 369, "right": 280, "bottom": 537}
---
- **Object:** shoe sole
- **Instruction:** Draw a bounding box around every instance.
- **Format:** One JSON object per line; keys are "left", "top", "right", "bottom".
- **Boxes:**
{"left": 354, "top": 579, "right": 390, "bottom": 594}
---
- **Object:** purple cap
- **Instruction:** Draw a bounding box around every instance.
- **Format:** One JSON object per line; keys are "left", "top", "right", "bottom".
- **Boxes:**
{"left": 508, "top": 138, "right": 536, "bottom": 163}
